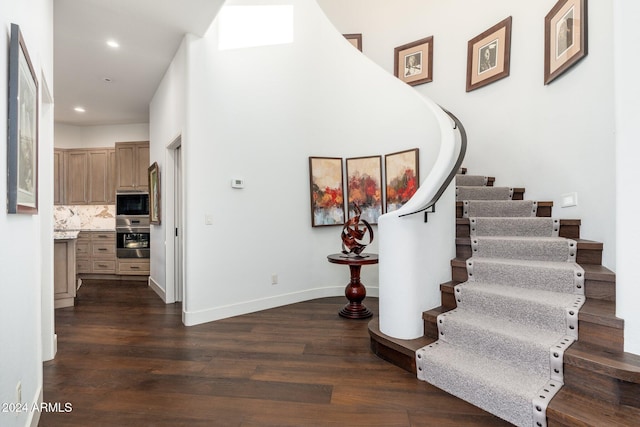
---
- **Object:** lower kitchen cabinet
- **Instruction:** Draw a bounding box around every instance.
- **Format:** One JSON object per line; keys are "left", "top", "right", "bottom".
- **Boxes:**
{"left": 54, "top": 239, "right": 77, "bottom": 308}
{"left": 117, "top": 258, "right": 150, "bottom": 276}
{"left": 77, "top": 231, "right": 116, "bottom": 274}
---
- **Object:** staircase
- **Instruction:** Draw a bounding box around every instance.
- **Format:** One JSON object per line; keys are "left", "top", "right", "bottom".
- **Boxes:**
{"left": 369, "top": 171, "right": 640, "bottom": 426}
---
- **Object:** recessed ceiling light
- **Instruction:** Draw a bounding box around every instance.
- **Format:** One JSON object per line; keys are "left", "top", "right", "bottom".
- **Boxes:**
{"left": 74, "top": 107, "right": 86, "bottom": 113}
{"left": 106, "top": 39, "right": 119, "bottom": 48}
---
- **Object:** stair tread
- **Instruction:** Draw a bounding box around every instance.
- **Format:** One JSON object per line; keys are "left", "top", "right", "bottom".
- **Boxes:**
{"left": 547, "top": 388, "right": 640, "bottom": 427}
{"left": 451, "top": 258, "right": 614, "bottom": 281}
{"left": 418, "top": 341, "right": 551, "bottom": 395}
{"left": 439, "top": 308, "right": 568, "bottom": 346}
{"left": 428, "top": 294, "right": 623, "bottom": 330}
{"left": 457, "top": 217, "right": 581, "bottom": 225}
{"left": 565, "top": 341, "right": 640, "bottom": 383}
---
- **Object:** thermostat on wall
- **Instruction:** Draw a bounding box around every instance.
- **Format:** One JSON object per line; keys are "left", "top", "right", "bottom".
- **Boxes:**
{"left": 231, "top": 177, "right": 245, "bottom": 189}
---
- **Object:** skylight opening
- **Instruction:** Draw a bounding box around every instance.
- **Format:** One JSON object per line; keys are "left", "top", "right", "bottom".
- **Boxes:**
{"left": 218, "top": 5, "right": 294, "bottom": 50}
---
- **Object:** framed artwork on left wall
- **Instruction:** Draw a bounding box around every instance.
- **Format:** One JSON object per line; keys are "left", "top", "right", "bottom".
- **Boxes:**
{"left": 7, "top": 23, "right": 39, "bottom": 214}
{"left": 309, "top": 157, "right": 345, "bottom": 227}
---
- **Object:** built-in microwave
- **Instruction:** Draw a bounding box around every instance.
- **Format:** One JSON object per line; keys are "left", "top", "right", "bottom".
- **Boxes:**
{"left": 116, "top": 192, "right": 149, "bottom": 217}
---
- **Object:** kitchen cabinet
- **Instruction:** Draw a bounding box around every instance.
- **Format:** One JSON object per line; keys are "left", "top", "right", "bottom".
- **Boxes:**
{"left": 117, "top": 258, "right": 150, "bottom": 276}
{"left": 65, "top": 150, "right": 88, "bottom": 204}
{"left": 53, "top": 149, "right": 65, "bottom": 205}
{"left": 54, "top": 238, "right": 77, "bottom": 308}
{"left": 58, "top": 148, "right": 116, "bottom": 205}
{"left": 115, "top": 141, "right": 149, "bottom": 191}
{"left": 76, "top": 231, "right": 116, "bottom": 274}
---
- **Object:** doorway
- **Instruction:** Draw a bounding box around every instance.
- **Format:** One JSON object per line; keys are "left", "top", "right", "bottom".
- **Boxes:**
{"left": 166, "top": 137, "right": 183, "bottom": 305}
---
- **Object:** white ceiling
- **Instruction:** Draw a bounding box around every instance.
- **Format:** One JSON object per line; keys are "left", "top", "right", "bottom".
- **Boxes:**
{"left": 53, "top": 0, "right": 225, "bottom": 126}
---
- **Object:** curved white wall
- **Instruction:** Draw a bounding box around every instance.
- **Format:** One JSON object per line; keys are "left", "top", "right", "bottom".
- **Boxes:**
{"left": 150, "top": 0, "right": 452, "bottom": 325}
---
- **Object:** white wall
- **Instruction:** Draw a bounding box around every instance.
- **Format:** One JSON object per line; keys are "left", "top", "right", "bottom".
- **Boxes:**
{"left": 317, "top": 0, "right": 616, "bottom": 268}
{"left": 1, "top": 1, "right": 54, "bottom": 426}
{"left": 614, "top": 0, "right": 640, "bottom": 354}
{"left": 149, "top": 0, "right": 450, "bottom": 325}
{"left": 54, "top": 123, "right": 149, "bottom": 148}
{"left": 320, "top": 0, "right": 640, "bottom": 355}
{"left": 149, "top": 36, "right": 189, "bottom": 303}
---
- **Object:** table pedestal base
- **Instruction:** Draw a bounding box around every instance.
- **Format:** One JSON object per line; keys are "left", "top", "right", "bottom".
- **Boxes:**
{"left": 339, "top": 301, "right": 372, "bottom": 319}
{"left": 339, "top": 264, "right": 372, "bottom": 319}
{"left": 327, "top": 253, "right": 378, "bottom": 320}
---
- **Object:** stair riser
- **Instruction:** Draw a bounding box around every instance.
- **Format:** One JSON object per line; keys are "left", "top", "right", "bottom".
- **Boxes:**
{"left": 578, "top": 322, "right": 624, "bottom": 353}
{"left": 456, "top": 243, "right": 602, "bottom": 265}
{"left": 450, "top": 266, "right": 615, "bottom": 301}
{"left": 456, "top": 222, "right": 580, "bottom": 239}
{"left": 563, "top": 365, "right": 640, "bottom": 409}
{"left": 369, "top": 340, "right": 417, "bottom": 374}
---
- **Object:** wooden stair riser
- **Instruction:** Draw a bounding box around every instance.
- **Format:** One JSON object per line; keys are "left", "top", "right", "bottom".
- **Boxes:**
{"left": 455, "top": 239, "right": 603, "bottom": 265}
{"left": 577, "top": 322, "right": 624, "bottom": 353}
{"left": 562, "top": 365, "right": 640, "bottom": 408}
{"left": 449, "top": 260, "right": 616, "bottom": 302}
{"left": 456, "top": 219, "right": 581, "bottom": 239}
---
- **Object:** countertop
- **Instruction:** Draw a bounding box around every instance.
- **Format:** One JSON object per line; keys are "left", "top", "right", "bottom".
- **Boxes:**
{"left": 53, "top": 230, "right": 80, "bottom": 240}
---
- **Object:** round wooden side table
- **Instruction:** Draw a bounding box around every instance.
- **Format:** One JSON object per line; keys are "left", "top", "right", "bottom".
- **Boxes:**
{"left": 327, "top": 253, "right": 378, "bottom": 319}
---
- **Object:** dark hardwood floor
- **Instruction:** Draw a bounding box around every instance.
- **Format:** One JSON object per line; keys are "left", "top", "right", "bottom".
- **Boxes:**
{"left": 41, "top": 280, "right": 511, "bottom": 426}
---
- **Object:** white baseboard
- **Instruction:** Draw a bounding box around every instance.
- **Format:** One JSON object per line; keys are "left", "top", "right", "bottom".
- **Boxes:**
{"left": 27, "top": 385, "right": 43, "bottom": 427}
{"left": 148, "top": 277, "right": 166, "bottom": 302}
{"left": 183, "top": 285, "right": 378, "bottom": 326}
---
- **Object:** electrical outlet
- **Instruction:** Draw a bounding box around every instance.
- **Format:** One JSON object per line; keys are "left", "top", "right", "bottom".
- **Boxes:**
{"left": 271, "top": 274, "right": 278, "bottom": 285}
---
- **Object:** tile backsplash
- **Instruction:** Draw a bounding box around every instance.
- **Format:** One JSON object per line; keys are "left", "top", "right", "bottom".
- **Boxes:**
{"left": 54, "top": 205, "right": 116, "bottom": 230}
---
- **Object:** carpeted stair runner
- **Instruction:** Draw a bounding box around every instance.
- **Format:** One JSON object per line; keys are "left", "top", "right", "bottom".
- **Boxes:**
{"left": 416, "top": 175, "right": 586, "bottom": 427}
{"left": 463, "top": 200, "right": 537, "bottom": 217}
{"left": 457, "top": 186, "right": 513, "bottom": 201}
{"left": 456, "top": 174, "right": 488, "bottom": 186}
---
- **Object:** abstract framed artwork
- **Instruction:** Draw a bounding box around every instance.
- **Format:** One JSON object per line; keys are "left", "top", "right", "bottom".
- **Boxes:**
{"left": 309, "top": 157, "right": 345, "bottom": 227}
{"left": 7, "top": 23, "right": 39, "bottom": 214}
{"left": 346, "top": 156, "right": 383, "bottom": 225}
{"left": 466, "top": 16, "right": 512, "bottom": 92}
{"left": 385, "top": 148, "right": 419, "bottom": 213}
{"left": 394, "top": 36, "right": 433, "bottom": 86}
{"left": 343, "top": 33, "right": 362, "bottom": 52}
{"left": 544, "top": 0, "right": 588, "bottom": 85}
{"left": 148, "top": 162, "right": 161, "bottom": 224}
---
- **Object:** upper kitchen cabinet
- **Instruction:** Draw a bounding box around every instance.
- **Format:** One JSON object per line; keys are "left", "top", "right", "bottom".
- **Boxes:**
{"left": 54, "top": 149, "right": 65, "bottom": 205}
{"left": 66, "top": 150, "right": 89, "bottom": 204}
{"left": 57, "top": 148, "right": 116, "bottom": 205}
{"left": 115, "top": 141, "right": 149, "bottom": 192}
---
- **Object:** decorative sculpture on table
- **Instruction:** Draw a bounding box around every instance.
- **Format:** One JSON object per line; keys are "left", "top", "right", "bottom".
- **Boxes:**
{"left": 341, "top": 203, "right": 374, "bottom": 256}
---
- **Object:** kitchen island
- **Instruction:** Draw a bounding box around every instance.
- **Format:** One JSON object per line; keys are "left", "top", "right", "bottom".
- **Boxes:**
{"left": 54, "top": 231, "right": 79, "bottom": 308}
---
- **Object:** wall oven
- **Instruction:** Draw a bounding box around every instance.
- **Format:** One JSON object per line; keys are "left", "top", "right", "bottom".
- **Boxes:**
{"left": 116, "top": 217, "right": 150, "bottom": 258}
{"left": 116, "top": 192, "right": 150, "bottom": 258}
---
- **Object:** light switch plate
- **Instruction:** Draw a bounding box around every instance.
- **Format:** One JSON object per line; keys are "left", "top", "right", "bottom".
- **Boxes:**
{"left": 560, "top": 192, "right": 578, "bottom": 208}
